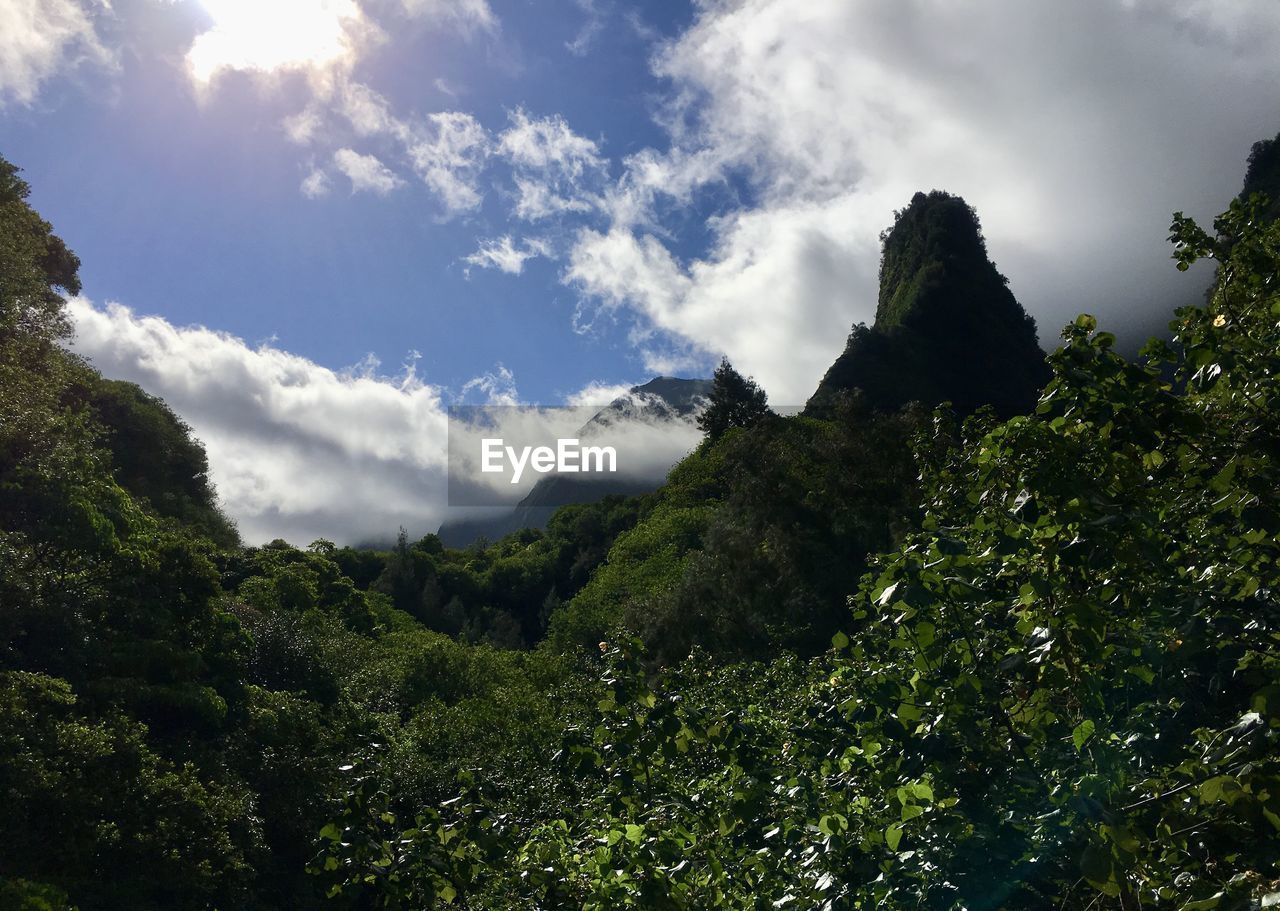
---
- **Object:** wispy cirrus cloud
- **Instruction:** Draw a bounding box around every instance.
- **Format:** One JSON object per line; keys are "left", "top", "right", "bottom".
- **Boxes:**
{"left": 289, "top": 82, "right": 491, "bottom": 215}
{"left": 463, "top": 235, "right": 552, "bottom": 276}
{"left": 333, "top": 147, "right": 403, "bottom": 195}
{"left": 498, "top": 108, "right": 607, "bottom": 219}
{"left": 564, "top": 0, "right": 604, "bottom": 56}
{"left": 0, "top": 0, "right": 115, "bottom": 106}
{"left": 401, "top": 111, "right": 491, "bottom": 214}
{"left": 288, "top": 91, "right": 611, "bottom": 221}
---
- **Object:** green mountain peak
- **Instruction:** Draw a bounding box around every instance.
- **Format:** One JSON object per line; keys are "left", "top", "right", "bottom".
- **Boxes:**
{"left": 808, "top": 190, "right": 1048, "bottom": 417}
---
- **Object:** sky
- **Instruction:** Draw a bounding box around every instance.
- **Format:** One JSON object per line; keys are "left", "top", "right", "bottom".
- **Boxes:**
{"left": 3, "top": 0, "right": 1280, "bottom": 544}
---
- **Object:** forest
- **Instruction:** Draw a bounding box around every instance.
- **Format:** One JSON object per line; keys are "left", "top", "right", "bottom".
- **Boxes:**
{"left": 2, "top": 131, "right": 1279, "bottom": 910}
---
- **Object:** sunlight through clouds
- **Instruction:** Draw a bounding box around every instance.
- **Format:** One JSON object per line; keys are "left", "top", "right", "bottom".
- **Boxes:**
{"left": 186, "top": 0, "right": 368, "bottom": 85}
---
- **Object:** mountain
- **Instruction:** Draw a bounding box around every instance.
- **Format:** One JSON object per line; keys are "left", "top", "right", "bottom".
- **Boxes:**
{"left": 437, "top": 376, "right": 711, "bottom": 546}
{"left": 806, "top": 190, "right": 1049, "bottom": 417}
{"left": 1241, "top": 130, "right": 1280, "bottom": 222}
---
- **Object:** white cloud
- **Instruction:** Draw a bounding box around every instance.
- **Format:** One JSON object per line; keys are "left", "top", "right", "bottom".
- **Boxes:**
{"left": 0, "top": 0, "right": 115, "bottom": 106}
{"left": 566, "top": 228, "right": 689, "bottom": 325}
{"left": 498, "top": 110, "right": 602, "bottom": 173}
{"left": 463, "top": 235, "right": 552, "bottom": 275}
{"left": 459, "top": 363, "right": 519, "bottom": 406}
{"left": 498, "top": 108, "right": 607, "bottom": 219}
{"left": 300, "top": 167, "right": 331, "bottom": 198}
{"left": 565, "top": 0, "right": 603, "bottom": 56}
{"left": 337, "top": 80, "right": 395, "bottom": 137}
{"left": 65, "top": 299, "right": 712, "bottom": 541}
{"left": 286, "top": 79, "right": 489, "bottom": 213}
{"left": 67, "top": 297, "right": 452, "bottom": 546}
{"left": 563, "top": 379, "right": 637, "bottom": 408}
{"left": 398, "top": 0, "right": 497, "bottom": 33}
{"left": 401, "top": 110, "right": 490, "bottom": 214}
{"left": 283, "top": 103, "right": 325, "bottom": 144}
{"left": 333, "top": 147, "right": 403, "bottom": 194}
{"left": 281, "top": 93, "right": 611, "bottom": 224}
{"left": 561, "top": 0, "right": 1280, "bottom": 402}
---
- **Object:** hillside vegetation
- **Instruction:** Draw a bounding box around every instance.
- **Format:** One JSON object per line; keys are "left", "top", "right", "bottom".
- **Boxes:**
{"left": 2, "top": 135, "right": 1279, "bottom": 910}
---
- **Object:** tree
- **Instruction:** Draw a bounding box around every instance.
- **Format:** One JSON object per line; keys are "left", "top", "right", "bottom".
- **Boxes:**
{"left": 371, "top": 526, "right": 422, "bottom": 615}
{"left": 697, "top": 358, "right": 770, "bottom": 442}
{"left": 318, "top": 194, "right": 1280, "bottom": 911}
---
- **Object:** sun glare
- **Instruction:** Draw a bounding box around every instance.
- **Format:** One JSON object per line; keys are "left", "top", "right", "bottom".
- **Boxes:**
{"left": 187, "top": 0, "right": 363, "bottom": 84}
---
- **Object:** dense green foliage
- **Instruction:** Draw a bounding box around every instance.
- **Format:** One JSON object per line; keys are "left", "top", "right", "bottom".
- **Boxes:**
{"left": 329, "top": 492, "right": 648, "bottom": 647}
{"left": 0, "top": 157, "right": 601, "bottom": 910}
{"left": 5, "top": 139, "right": 1280, "bottom": 911}
{"left": 809, "top": 191, "right": 1049, "bottom": 418}
{"left": 75, "top": 378, "right": 241, "bottom": 547}
{"left": 549, "top": 393, "right": 925, "bottom": 663}
{"left": 318, "top": 192, "right": 1280, "bottom": 911}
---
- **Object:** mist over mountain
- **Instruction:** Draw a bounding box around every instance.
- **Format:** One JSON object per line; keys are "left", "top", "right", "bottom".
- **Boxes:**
{"left": 438, "top": 376, "right": 711, "bottom": 546}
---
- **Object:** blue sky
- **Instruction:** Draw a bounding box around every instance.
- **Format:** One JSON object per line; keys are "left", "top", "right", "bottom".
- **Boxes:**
{"left": 5, "top": 0, "right": 702, "bottom": 401}
{"left": 5, "top": 0, "right": 1280, "bottom": 543}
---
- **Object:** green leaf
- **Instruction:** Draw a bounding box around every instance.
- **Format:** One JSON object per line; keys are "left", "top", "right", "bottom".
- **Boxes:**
{"left": 1198, "top": 776, "right": 1233, "bottom": 805}
{"left": 818, "top": 814, "right": 847, "bottom": 835}
{"left": 831, "top": 630, "right": 850, "bottom": 650}
{"left": 1126, "top": 665, "right": 1155, "bottom": 685}
{"left": 885, "top": 824, "right": 903, "bottom": 852}
{"left": 909, "top": 782, "right": 934, "bottom": 802}
{"left": 1209, "top": 460, "right": 1237, "bottom": 493}
{"left": 1073, "top": 719, "right": 1096, "bottom": 752}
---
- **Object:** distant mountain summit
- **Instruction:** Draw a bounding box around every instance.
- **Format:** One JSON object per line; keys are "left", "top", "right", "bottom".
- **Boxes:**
{"left": 807, "top": 190, "right": 1048, "bottom": 417}
{"left": 581, "top": 376, "right": 713, "bottom": 430}
{"left": 437, "top": 377, "right": 710, "bottom": 547}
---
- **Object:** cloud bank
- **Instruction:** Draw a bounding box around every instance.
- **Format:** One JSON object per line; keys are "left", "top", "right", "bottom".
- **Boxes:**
{"left": 69, "top": 297, "right": 452, "bottom": 546}
{"left": 67, "top": 299, "right": 679, "bottom": 544}
{"left": 558, "top": 0, "right": 1280, "bottom": 401}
